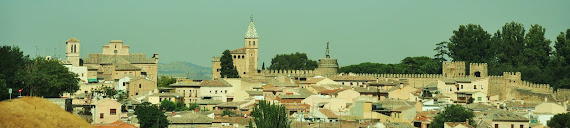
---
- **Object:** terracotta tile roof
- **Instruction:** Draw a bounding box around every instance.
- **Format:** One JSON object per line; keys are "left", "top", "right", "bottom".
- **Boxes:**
{"left": 444, "top": 122, "right": 473, "bottom": 128}
{"left": 200, "top": 80, "right": 232, "bottom": 87}
{"left": 299, "top": 78, "right": 325, "bottom": 84}
{"left": 93, "top": 120, "right": 138, "bottom": 128}
{"left": 310, "top": 86, "right": 328, "bottom": 92}
{"left": 319, "top": 89, "right": 345, "bottom": 95}
{"left": 329, "top": 76, "right": 376, "bottom": 81}
{"left": 66, "top": 37, "right": 79, "bottom": 42}
{"left": 230, "top": 48, "right": 246, "bottom": 54}
{"left": 84, "top": 53, "right": 156, "bottom": 64}
{"left": 319, "top": 109, "right": 338, "bottom": 118}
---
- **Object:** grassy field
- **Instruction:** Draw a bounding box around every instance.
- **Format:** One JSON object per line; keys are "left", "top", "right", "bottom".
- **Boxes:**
{"left": 0, "top": 97, "right": 92, "bottom": 128}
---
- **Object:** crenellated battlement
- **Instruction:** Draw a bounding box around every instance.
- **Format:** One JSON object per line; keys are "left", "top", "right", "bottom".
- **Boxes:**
{"left": 347, "top": 73, "right": 443, "bottom": 79}
{"left": 443, "top": 61, "right": 466, "bottom": 66}
{"left": 259, "top": 69, "right": 317, "bottom": 76}
{"left": 469, "top": 63, "right": 488, "bottom": 67}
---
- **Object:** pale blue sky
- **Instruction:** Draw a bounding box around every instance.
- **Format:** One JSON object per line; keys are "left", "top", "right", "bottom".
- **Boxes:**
{"left": 1, "top": 1, "right": 569, "bottom": 67}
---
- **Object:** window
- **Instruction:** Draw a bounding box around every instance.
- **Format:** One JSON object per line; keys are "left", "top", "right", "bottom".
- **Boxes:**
{"left": 100, "top": 113, "right": 104, "bottom": 119}
{"left": 123, "top": 83, "right": 126, "bottom": 86}
{"left": 511, "top": 124, "right": 514, "bottom": 128}
{"left": 520, "top": 125, "right": 523, "bottom": 128}
{"left": 478, "top": 97, "right": 482, "bottom": 101}
{"left": 495, "top": 124, "right": 499, "bottom": 128}
{"left": 215, "top": 90, "right": 218, "bottom": 94}
{"left": 114, "top": 50, "right": 117, "bottom": 54}
{"left": 481, "top": 85, "right": 484, "bottom": 89}
{"left": 136, "top": 92, "right": 138, "bottom": 95}
{"left": 110, "top": 109, "right": 117, "bottom": 115}
{"left": 460, "top": 85, "right": 463, "bottom": 89}
{"left": 474, "top": 85, "right": 477, "bottom": 89}
{"left": 225, "top": 90, "right": 227, "bottom": 94}
{"left": 233, "top": 55, "right": 236, "bottom": 58}
{"left": 253, "top": 41, "right": 255, "bottom": 45}
{"left": 139, "top": 84, "right": 141, "bottom": 88}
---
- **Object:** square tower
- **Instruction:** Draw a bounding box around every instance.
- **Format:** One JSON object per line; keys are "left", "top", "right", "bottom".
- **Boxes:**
{"left": 442, "top": 61, "right": 466, "bottom": 78}
{"left": 469, "top": 63, "right": 488, "bottom": 77}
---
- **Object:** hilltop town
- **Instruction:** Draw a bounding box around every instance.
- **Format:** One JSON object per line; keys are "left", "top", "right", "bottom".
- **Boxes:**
{"left": 2, "top": 17, "right": 570, "bottom": 128}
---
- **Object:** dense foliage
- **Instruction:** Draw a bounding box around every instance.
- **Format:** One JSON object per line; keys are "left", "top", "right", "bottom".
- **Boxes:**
{"left": 547, "top": 113, "right": 570, "bottom": 128}
{"left": 446, "top": 22, "right": 570, "bottom": 89}
{"left": 339, "top": 56, "right": 442, "bottom": 74}
{"left": 135, "top": 102, "right": 168, "bottom": 128}
{"left": 157, "top": 75, "right": 177, "bottom": 87}
{"left": 251, "top": 100, "right": 290, "bottom": 128}
{"left": 430, "top": 104, "right": 475, "bottom": 128}
{"left": 220, "top": 49, "right": 239, "bottom": 78}
{"left": 269, "top": 52, "right": 318, "bottom": 70}
{"left": 0, "top": 46, "right": 80, "bottom": 100}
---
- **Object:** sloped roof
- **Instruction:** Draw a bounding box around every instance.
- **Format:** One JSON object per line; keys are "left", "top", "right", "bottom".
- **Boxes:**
{"left": 485, "top": 109, "right": 529, "bottom": 122}
{"left": 444, "top": 122, "right": 473, "bottom": 128}
{"left": 115, "top": 64, "right": 141, "bottom": 71}
{"left": 300, "top": 78, "right": 326, "bottom": 84}
{"left": 329, "top": 76, "right": 376, "bottom": 81}
{"left": 200, "top": 80, "right": 232, "bottom": 87}
{"left": 319, "top": 109, "right": 338, "bottom": 118}
{"left": 215, "top": 101, "right": 251, "bottom": 108}
{"left": 384, "top": 122, "right": 415, "bottom": 128}
{"left": 66, "top": 37, "right": 79, "bottom": 42}
{"left": 244, "top": 19, "right": 258, "bottom": 39}
{"left": 84, "top": 53, "right": 156, "bottom": 64}
{"left": 277, "top": 94, "right": 307, "bottom": 99}
{"left": 168, "top": 111, "right": 213, "bottom": 124}
{"left": 246, "top": 91, "right": 263, "bottom": 96}
{"left": 319, "top": 89, "right": 345, "bottom": 95}
{"left": 93, "top": 120, "right": 138, "bottom": 128}
{"left": 230, "top": 48, "right": 247, "bottom": 54}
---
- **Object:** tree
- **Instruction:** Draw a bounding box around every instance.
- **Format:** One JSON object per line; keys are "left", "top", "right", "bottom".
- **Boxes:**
{"left": 160, "top": 100, "right": 176, "bottom": 111}
{"left": 495, "top": 22, "right": 526, "bottom": 66}
{"left": 447, "top": 24, "right": 493, "bottom": 64}
{"left": 220, "top": 50, "right": 239, "bottom": 78}
{"left": 434, "top": 41, "right": 449, "bottom": 63}
{"left": 14, "top": 57, "right": 80, "bottom": 97}
{"left": 96, "top": 86, "right": 117, "bottom": 98}
{"left": 338, "top": 56, "right": 441, "bottom": 74}
{"left": 222, "top": 108, "right": 235, "bottom": 117}
{"left": 0, "top": 46, "right": 29, "bottom": 100}
{"left": 157, "top": 75, "right": 177, "bottom": 87}
{"left": 523, "top": 24, "right": 552, "bottom": 68}
{"left": 402, "top": 57, "right": 418, "bottom": 74}
{"left": 554, "top": 29, "right": 570, "bottom": 64}
{"left": 175, "top": 101, "right": 188, "bottom": 111}
{"left": 547, "top": 113, "right": 570, "bottom": 128}
{"left": 262, "top": 62, "right": 265, "bottom": 70}
{"left": 467, "top": 97, "right": 474, "bottom": 104}
{"left": 430, "top": 104, "right": 475, "bottom": 128}
{"left": 135, "top": 102, "right": 168, "bottom": 128}
{"left": 269, "top": 52, "right": 318, "bottom": 70}
{"left": 251, "top": 100, "right": 290, "bottom": 128}
{"left": 188, "top": 103, "right": 200, "bottom": 111}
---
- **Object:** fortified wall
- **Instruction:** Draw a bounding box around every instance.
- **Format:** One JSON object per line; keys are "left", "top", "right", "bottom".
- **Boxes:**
{"left": 348, "top": 61, "right": 569, "bottom": 102}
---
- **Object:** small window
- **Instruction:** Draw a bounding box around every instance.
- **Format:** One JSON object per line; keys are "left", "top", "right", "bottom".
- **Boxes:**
{"left": 478, "top": 97, "right": 482, "bottom": 101}
{"left": 233, "top": 55, "right": 236, "bottom": 58}
{"left": 225, "top": 90, "right": 227, "bottom": 94}
{"left": 474, "top": 85, "right": 477, "bottom": 89}
{"left": 100, "top": 113, "right": 104, "bottom": 119}
{"left": 481, "top": 85, "right": 484, "bottom": 89}
{"left": 253, "top": 41, "right": 256, "bottom": 45}
{"left": 139, "top": 84, "right": 142, "bottom": 88}
{"left": 460, "top": 85, "right": 463, "bottom": 89}
{"left": 136, "top": 92, "right": 138, "bottom": 95}
{"left": 511, "top": 124, "right": 514, "bottom": 128}
{"left": 114, "top": 50, "right": 117, "bottom": 54}
{"left": 495, "top": 124, "right": 499, "bottom": 128}
{"left": 110, "top": 109, "right": 117, "bottom": 115}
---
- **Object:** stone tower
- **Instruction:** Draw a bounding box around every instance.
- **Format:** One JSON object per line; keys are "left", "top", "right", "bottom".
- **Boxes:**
{"left": 244, "top": 16, "right": 259, "bottom": 76}
{"left": 66, "top": 37, "right": 80, "bottom": 66}
{"left": 315, "top": 42, "right": 339, "bottom": 77}
{"left": 469, "top": 63, "right": 488, "bottom": 77}
{"left": 503, "top": 72, "right": 522, "bottom": 100}
{"left": 442, "top": 61, "right": 465, "bottom": 78}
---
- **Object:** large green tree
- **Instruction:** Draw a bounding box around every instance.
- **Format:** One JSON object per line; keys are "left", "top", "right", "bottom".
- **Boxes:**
{"left": 14, "top": 57, "right": 79, "bottom": 97}
{"left": 135, "top": 102, "right": 169, "bottom": 128}
{"left": 0, "top": 46, "right": 29, "bottom": 100}
{"left": 430, "top": 104, "right": 475, "bottom": 128}
{"left": 220, "top": 50, "right": 239, "bottom": 78}
{"left": 160, "top": 100, "right": 176, "bottom": 111}
{"left": 251, "top": 100, "right": 290, "bottom": 128}
{"left": 447, "top": 24, "right": 493, "bottom": 64}
{"left": 547, "top": 113, "right": 570, "bottom": 128}
{"left": 523, "top": 24, "right": 552, "bottom": 68}
{"left": 495, "top": 22, "right": 526, "bottom": 66}
{"left": 269, "top": 52, "right": 318, "bottom": 70}
{"left": 554, "top": 29, "right": 570, "bottom": 64}
{"left": 339, "top": 56, "right": 441, "bottom": 74}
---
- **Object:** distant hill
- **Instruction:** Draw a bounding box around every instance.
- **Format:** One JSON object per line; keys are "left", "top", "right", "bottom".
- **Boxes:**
{"left": 158, "top": 61, "right": 212, "bottom": 80}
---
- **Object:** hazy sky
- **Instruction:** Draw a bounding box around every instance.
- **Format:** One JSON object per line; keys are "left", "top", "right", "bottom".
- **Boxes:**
{"left": 1, "top": 1, "right": 569, "bottom": 67}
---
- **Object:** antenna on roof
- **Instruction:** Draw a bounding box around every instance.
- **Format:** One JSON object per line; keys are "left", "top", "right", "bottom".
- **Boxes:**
{"left": 250, "top": 15, "right": 253, "bottom": 22}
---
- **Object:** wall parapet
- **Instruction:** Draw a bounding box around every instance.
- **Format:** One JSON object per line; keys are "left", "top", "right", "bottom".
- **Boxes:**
{"left": 347, "top": 73, "right": 443, "bottom": 79}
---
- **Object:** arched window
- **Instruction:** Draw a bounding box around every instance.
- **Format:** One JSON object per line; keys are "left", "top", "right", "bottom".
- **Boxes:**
{"left": 253, "top": 41, "right": 256, "bottom": 46}
{"left": 242, "top": 55, "right": 245, "bottom": 58}
{"left": 233, "top": 55, "right": 236, "bottom": 58}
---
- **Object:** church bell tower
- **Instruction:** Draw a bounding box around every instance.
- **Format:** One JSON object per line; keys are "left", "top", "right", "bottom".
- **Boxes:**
{"left": 66, "top": 37, "right": 80, "bottom": 66}
{"left": 244, "top": 16, "right": 259, "bottom": 75}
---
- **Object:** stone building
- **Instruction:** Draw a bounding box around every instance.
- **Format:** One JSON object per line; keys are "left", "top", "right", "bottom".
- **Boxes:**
{"left": 212, "top": 17, "right": 339, "bottom": 80}
{"left": 76, "top": 40, "right": 159, "bottom": 82}
{"left": 212, "top": 17, "right": 259, "bottom": 79}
